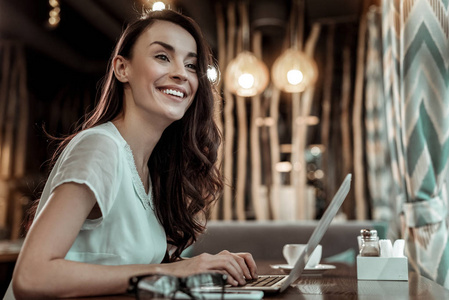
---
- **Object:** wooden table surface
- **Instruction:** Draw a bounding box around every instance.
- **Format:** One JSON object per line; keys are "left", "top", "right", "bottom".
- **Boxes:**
{"left": 72, "top": 260, "right": 449, "bottom": 299}
{"left": 263, "top": 261, "right": 449, "bottom": 299}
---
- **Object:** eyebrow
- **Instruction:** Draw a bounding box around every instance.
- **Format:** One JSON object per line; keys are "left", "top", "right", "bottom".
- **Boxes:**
{"left": 150, "top": 41, "right": 197, "bottom": 58}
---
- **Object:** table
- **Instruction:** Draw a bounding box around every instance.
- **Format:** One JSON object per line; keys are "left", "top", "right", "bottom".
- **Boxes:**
{"left": 72, "top": 260, "right": 449, "bottom": 299}
{"left": 262, "top": 261, "right": 449, "bottom": 299}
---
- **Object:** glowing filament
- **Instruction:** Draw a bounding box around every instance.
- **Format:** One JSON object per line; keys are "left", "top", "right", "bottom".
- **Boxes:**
{"left": 238, "top": 73, "right": 255, "bottom": 89}
{"left": 152, "top": 2, "right": 166, "bottom": 11}
{"left": 287, "top": 69, "right": 304, "bottom": 85}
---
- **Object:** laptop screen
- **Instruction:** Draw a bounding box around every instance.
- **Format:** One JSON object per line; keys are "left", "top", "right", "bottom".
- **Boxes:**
{"left": 280, "top": 174, "right": 352, "bottom": 291}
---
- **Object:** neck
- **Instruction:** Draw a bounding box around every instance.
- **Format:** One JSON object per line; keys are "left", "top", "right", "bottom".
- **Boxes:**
{"left": 112, "top": 115, "right": 163, "bottom": 171}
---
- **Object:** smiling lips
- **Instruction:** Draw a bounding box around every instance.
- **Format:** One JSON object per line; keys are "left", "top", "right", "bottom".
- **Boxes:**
{"left": 160, "top": 88, "right": 185, "bottom": 98}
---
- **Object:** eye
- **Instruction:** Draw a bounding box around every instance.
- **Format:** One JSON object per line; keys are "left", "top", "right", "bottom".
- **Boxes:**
{"left": 185, "top": 63, "right": 197, "bottom": 71}
{"left": 155, "top": 54, "right": 169, "bottom": 62}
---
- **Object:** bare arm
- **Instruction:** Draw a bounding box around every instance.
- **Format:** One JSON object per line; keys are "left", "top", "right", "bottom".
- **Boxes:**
{"left": 12, "top": 183, "right": 162, "bottom": 298}
{"left": 12, "top": 183, "right": 257, "bottom": 299}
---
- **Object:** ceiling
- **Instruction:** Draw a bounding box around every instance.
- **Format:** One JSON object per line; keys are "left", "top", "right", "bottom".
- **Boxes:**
{"left": 0, "top": 0, "right": 363, "bottom": 75}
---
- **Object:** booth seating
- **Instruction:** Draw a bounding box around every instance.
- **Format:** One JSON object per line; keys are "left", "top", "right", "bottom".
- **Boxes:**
{"left": 185, "top": 220, "right": 388, "bottom": 262}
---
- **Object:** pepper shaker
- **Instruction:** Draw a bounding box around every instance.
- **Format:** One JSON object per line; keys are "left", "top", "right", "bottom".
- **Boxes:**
{"left": 359, "top": 229, "right": 380, "bottom": 257}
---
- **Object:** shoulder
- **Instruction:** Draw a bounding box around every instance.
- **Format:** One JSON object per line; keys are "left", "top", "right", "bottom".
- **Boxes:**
{"left": 61, "top": 122, "right": 127, "bottom": 159}
{"left": 72, "top": 122, "right": 126, "bottom": 149}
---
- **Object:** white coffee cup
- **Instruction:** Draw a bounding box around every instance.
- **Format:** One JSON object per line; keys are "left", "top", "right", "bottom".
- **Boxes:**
{"left": 282, "top": 244, "right": 322, "bottom": 268}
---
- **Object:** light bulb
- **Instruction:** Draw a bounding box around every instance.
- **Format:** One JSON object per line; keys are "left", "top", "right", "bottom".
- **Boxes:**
{"left": 271, "top": 48, "right": 318, "bottom": 93}
{"left": 287, "top": 69, "right": 303, "bottom": 85}
{"left": 224, "top": 51, "right": 269, "bottom": 97}
{"left": 152, "top": 1, "right": 166, "bottom": 11}
{"left": 238, "top": 73, "right": 255, "bottom": 89}
{"left": 276, "top": 161, "right": 293, "bottom": 173}
{"left": 49, "top": 0, "right": 59, "bottom": 8}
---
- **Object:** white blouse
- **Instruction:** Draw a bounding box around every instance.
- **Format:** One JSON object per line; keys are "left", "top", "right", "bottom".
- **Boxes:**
{"left": 36, "top": 122, "right": 167, "bottom": 265}
{"left": 5, "top": 122, "right": 167, "bottom": 299}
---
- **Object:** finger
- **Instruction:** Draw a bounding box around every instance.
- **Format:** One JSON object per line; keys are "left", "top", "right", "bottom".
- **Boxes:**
{"left": 207, "top": 269, "right": 239, "bottom": 286}
{"left": 237, "top": 252, "right": 258, "bottom": 278}
{"left": 219, "top": 251, "right": 257, "bottom": 279}
{"left": 215, "top": 252, "right": 247, "bottom": 285}
{"left": 212, "top": 263, "right": 241, "bottom": 286}
{"left": 231, "top": 254, "right": 253, "bottom": 280}
{"left": 194, "top": 252, "right": 244, "bottom": 285}
{"left": 223, "top": 257, "right": 246, "bottom": 285}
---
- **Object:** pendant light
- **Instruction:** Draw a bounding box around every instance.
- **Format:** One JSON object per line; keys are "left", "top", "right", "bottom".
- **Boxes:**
{"left": 225, "top": 51, "right": 269, "bottom": 97}
{"left": 224, "top": 2, "right": 269, "bottom": 97}
{"left": 271, "top": 0, "right": 318, "bottom": 93}
{"left": 272, "top": 48, "right": 317, "bottom": 93}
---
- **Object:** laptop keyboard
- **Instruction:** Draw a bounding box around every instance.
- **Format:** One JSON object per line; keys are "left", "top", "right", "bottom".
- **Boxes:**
{"left": 246, "top": 275, "right": 285, "bottom": 287}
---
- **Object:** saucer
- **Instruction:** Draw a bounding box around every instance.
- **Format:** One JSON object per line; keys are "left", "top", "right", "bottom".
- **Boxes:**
{"left": 270, "top": 263, "right": 336, "bottom": 275}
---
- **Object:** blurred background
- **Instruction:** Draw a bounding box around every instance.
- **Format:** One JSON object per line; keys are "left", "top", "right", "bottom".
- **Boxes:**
{"left": 0, "top": 0, "right": 376, "bottom": 228}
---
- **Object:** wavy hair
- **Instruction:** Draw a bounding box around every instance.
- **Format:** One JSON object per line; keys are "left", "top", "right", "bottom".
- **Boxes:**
{"left": 47, "top": 9, "right": 223, "bottom": 261}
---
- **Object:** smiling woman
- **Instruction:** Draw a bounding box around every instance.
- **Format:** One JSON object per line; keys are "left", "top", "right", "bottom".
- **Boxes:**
{"left": 6, "top": 9, "right": 258, "bottom": 300}
{"left": 113, "top": 20, "right": 199, "bottom": 126}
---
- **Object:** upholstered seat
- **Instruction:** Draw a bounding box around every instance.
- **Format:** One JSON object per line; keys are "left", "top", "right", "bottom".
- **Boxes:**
{"left": 185, "top": 220, "right": 388, "bottom": 261}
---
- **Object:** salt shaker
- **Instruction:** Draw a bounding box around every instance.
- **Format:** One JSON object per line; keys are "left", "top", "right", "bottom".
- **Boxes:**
{"left": 359, "top": 229, "right": 380, "bottom": 257}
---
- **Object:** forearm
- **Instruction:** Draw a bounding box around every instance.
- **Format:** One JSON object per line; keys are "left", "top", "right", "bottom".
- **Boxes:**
{"left": 13, "top": 259, "right": 164, "bottom": 299}
{"left": 13, "top": 251, "right": 258, "bottom": 299}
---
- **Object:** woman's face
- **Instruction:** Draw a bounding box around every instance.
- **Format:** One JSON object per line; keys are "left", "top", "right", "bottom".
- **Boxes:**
{"left": 119, "top": 20, "right": 199, "bottom": 125}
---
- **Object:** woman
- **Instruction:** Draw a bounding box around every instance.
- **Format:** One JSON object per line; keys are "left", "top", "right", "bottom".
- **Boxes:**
{"left": 10, "top": 9, "right": 257, "bottom": 299}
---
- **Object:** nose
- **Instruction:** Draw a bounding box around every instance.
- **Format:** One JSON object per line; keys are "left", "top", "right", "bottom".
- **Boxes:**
{"left": 170, "top": 61, "right": 188, "bottom": 81}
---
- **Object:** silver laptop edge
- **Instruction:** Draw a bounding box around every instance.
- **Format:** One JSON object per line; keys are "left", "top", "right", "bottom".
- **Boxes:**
{"left": 223, "top": 174, "right": 352, "bottom": 293}
{"left": 279, "top": 173, "right": 352, "bottom": 292}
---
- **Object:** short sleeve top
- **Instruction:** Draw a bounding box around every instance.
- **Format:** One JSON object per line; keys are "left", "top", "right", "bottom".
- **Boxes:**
{"left": 35, "top": 122, "right": 167, "bottom": 265}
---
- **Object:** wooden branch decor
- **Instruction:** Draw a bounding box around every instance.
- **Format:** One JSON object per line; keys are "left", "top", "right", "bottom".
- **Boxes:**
{"left": 269, "top": 19, "right": 291, "bottom": 220}
{"left": 250, "top": 31, "right": 265, "bottom": 220}
{"left": 291, "top": 91, "right": 302, "bottom": 219}
{"left": 0, "top": 42, "right": 12, "bottom": 230}
{"left": 0, "top": 42, "right": 15, "bottom": 180}
{"left": 341, "top": 45, "right": 354, "bottom": 219}
{"left": 290, "top": 0, "right": 303, "bottom": 220}
{"left": 269, "top": 87, "right": 282, "bottom": 220}
{"left": 222, "top": 2, "right": 236, "bottom": 220}
{"left": 0, "top": 42, "right": 29, "bottom": 237}
{"left": 353, "top": 0, "right": 370, "bottom": 220}
{"left": 321, "top": 24, "right": 335, "bottom": 203}
{"left": 210, "top": 2, "right": 226, "bottom": 220}
{"left": 297, "top": 23, "right": 321, "bottom": 219}
{"left": 235, "top": 90, "right": 247, "bottom": 220}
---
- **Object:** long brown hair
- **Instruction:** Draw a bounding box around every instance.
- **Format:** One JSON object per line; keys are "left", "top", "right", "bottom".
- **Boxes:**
{"left": 39, "top": 10, "right": 223, "bottom": 260}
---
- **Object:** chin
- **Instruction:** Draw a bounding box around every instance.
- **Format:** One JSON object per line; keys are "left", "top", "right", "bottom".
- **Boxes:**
{"left": 163, "top": 114, "right": 185, "bottom": 125}
{"left": 167, "top": 109, "right": 189, "bottom": 121}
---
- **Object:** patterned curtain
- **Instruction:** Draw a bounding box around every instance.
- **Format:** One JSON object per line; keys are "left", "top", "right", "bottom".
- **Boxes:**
{"left": 381, "top": 0, "right": 449, "bottom": 288}
{"left": 365, "top": 7, "right": 397, "bottom": 229}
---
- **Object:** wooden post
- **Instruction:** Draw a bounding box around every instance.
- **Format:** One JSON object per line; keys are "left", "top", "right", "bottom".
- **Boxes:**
{"left": 223, "top": 2, "right": 236, "bottom": 220}
{"left": 15, "top": 44, "right": 28, "bottom": 179}
{"left": 211, "top": 2, "right": 226, "bottom": 220}
{"left": 291, "top": 92, "right": 302, "bottom": 219}
{"left": 269, "top": 87, "right": 282, "bottom": 219}
{"left": 321, "top": 24, "right": 335, "bottom": 204}
{"left": 297, "top": 23, "right": 321, "bottom": 219}
{"left": 341, "top": 45, "right": 354, "bottom": 219}
{"left": 353, "top": 0, "right": 370, "bottom": 220}
{"left": 0, "top": 42, "right": 12, "bottom": 229}
{"left": 235, "top": 92, "right": 247, "bottom": 221}
{"left": 250, "top": 31, "right": 264, "bottom": 220}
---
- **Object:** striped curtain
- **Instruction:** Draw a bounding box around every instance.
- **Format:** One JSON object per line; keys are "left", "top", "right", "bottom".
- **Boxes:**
{"left": 365, "top": 7, "right": 397, "bottom": 228}
{"left": 381, "top": 0, "right": 449, "bottom": 288}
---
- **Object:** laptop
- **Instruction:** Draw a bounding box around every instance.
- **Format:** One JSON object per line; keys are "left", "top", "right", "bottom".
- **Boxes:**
{"left": 226, "top": 173, "right": 352, "bottom": 293}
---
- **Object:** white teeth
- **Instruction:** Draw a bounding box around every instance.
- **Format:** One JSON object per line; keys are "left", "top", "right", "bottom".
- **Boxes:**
{"left": 161, "top": 89, "right": 184, "bottom": 98}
